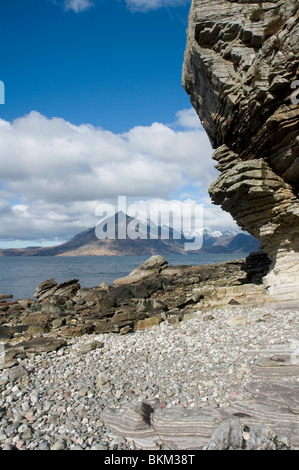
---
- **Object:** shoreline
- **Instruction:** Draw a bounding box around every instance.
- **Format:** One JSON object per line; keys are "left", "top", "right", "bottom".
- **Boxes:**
{"left": 0, "top": 255, "right": 298, "bottom": 450}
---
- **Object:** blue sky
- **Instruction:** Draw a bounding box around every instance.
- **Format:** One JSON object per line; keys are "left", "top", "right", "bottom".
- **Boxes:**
{"left": 0, "top": 0, "right": 237, "bottom": 247}
{"left": 1, "top": 0, "right": 192, "bottom": 132}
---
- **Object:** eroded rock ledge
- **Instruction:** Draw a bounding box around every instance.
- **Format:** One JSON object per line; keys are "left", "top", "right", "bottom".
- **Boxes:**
{"left": 183, "top": 0, "right": 299, "bottom": 307}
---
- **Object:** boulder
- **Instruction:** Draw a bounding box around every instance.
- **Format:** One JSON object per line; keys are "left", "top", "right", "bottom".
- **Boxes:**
{"left": 33, "top": 278, "right": 57, "bottom": 301}
{"left": 135, "top": 317, "right": 161, "bottom": 330}
{"left": 114, "top": 255, "right": 168, "bottom": 285}
{"left": 34, "top": 279, "right": 80, "bottom": 302}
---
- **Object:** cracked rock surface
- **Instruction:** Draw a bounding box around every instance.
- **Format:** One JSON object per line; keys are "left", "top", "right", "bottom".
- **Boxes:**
{"left": 183, "top": 0, "right": 299, "bottom": 307}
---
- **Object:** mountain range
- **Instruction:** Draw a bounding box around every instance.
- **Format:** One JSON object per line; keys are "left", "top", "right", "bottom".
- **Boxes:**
{"left": 0, "top": 212, "right": 260, "bottom": 256}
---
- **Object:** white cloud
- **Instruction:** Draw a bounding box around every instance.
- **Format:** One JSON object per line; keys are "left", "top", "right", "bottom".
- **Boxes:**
{"left": 64, "top": 0, "right": 94, "bottom": 12}
{"left": 175, "top": 108, "right": 202, "bottom": 130}
{"left": 57, "top": 0, "right": 190, "bottom": 13}
{"left": 0, "top": 110, "right": 236, "bottom": 244}
{"left": 124, "top": 0, "right": 189, "bottom": 12}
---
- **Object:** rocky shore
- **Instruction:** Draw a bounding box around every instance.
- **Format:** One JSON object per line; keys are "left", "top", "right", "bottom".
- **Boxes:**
{"left": 0, "top": 254, "right": 298, "bottom": 450}
{"left": 0, "top": 253, "right": 271, "bottom": 355}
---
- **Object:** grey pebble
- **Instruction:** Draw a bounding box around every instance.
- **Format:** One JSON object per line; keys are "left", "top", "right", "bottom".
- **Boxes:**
{"left": 0, "top": 306, "right": 298, "bottom": 450}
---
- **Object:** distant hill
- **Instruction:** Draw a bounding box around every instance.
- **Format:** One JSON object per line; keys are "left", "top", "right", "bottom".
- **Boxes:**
{"left": 0, "top": 212, "right": 260, "bottom": 256}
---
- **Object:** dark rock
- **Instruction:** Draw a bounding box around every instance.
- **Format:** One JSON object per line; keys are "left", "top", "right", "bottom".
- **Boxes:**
{"left": 130, "top": 283, "right": 151, "bottom": 299}
{"left": 110, "top": 286, "right": 133, "bottom": 304}
{"left": 93, "top": 321, "right": 120, "bottom": 334}
{"left": 136, "top": 277, "right": 164, "bottom": 296}
{"left": 242, "top": 251, "right": 271, "bottom": 284}
{"left": 0, "top": 326, "right": 12, "bottom": 341}
{"left": 59, "top": 324, "right": 94, "bottom": 338}
{"left": 110, "top": 311, "right": 146, "bottom": 329}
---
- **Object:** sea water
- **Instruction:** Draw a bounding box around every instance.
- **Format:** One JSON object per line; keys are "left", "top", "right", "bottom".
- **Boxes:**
{"left": 0, "top": 253, "right": 248, "bottom": 300}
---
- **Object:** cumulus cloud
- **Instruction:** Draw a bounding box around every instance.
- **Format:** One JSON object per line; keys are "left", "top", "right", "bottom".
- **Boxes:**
{"left": 175, "top": 108, "right": 202, "bottom": 130}
{"left": 0, "top": 110, "right": 236, "bottom": 245}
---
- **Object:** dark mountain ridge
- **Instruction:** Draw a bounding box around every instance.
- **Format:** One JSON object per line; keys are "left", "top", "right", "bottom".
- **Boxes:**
{"left": 0, "top": 213, "right": 260, "bottom": 256}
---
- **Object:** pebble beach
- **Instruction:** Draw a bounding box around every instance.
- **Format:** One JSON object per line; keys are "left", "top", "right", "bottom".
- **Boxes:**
{"left": 1, "top": 305, "right": 298, "bottom": 450}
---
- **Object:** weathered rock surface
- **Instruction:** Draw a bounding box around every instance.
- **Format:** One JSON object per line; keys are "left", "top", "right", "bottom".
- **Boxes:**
{"left": 1, "top": 286, "right": 298, "bottom": 450}
{"left": 183, "top": 0, "right": 299, "bottom": 307}
{"left": 0, "top": 254, "right": 272, "bottom": 357}
{"left": 102, "top": 343, "right": 299, "bottom": 450}
{"left": 113, "top": 255, "right": 168, "bottom": 285}
{"left": 0, "top": 338, "right": 67, "bottom": 370}
{"left": 0, "top": 254, "right": 272, "bottom": 372}
{"left": 33, "top": 278, "right": 80, "bottom": 302}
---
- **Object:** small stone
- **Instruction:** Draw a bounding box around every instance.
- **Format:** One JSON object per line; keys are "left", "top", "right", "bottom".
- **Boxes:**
{"left": 79, "top": 341, "right": 104, "bottom": 354}
{"left": 135, "top": 317, "right": 161, "bottom": 330}
{"left": 203, "top": 314, "right": 214, "bottom": 321}
{"left": 97, "top": 373, "right": 110, "bottom": 390}
{"left": 51, "top": 440, "right": 66, "bottom": 451}
{"left": 2, "top": 444, "right": 17, "bottom": 450}
{"left": 90, "top": 444, "right": 108, "bottom": 450}
{"left": 9, "top": 365, "right": 28, "bottom": 382}
{"left": 110, "top": 436, "right": 126, "bottom": 450}
{"left": 18, "top": 423, "right": 29, "bottom": 434}
{"left": 52, "top": 318, "right": 65, "bottom": 328}
{"left": 120, "top": 326, "right": 132, "bottom": 335}
{"left": 227, "top": 317, "right": 243, "bottom": 326}
{"left": 38, "top": 441, "right": 50, "bottom": 450}
{"left": 30, "top": 390, "right": 39, "bottom": 405}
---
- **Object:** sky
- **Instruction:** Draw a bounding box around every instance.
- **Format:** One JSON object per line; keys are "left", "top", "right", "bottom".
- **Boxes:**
{"left": 0, "top": 0, "right": 238, "bottom": 248}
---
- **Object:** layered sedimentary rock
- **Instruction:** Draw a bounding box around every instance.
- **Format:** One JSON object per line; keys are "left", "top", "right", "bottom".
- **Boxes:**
{"left": 183, "top": 0, "right": 299, "bottom": 307}
{"left": 102, "top": 343, "right": 299, "bottom": 449}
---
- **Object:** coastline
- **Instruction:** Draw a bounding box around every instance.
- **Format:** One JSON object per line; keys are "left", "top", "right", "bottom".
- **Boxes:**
{"left": 1, "top": 254, "right": 298, "bottom": 450}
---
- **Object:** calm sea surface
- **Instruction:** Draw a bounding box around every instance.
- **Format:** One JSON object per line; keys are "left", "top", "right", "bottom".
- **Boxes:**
{"left": 0, "top": 254, "right": 248, "bottom": 300}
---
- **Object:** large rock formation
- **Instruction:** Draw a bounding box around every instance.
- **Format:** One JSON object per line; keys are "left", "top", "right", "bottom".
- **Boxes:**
{"left": 183, "top": 0, "right": 299, "bottom": 307}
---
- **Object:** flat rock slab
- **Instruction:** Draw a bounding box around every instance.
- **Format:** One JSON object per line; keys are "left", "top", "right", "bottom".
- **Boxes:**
{"left": 102, "top": 403, "right": 227, "bottom": 450}
{"left": 1, "top": 337, "right": 67, "bottom": 369}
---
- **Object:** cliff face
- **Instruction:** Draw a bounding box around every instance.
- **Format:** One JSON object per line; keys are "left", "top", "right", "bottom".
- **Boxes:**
{"left": 183, "top": 0, "right": 299, "bottom": 307}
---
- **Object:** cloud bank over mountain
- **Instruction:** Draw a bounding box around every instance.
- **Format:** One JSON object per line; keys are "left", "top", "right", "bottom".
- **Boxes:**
{"left": 0, "top": 109, "right": 237, "bottom": 246}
